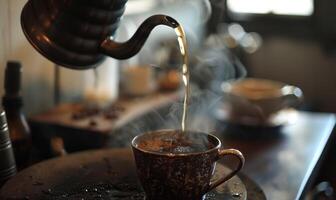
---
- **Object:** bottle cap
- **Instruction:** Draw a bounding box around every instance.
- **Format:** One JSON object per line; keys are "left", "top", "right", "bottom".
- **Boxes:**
{"left": 2, "top": 96, "right": 23, "bottom": 108}
{"left": 4, "top": 61, "right": 22, "bottom": 95}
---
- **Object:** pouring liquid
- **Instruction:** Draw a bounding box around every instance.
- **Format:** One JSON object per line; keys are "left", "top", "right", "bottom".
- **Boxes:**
{"left": 174, "top": 25, "right": 190, "bottom": 133}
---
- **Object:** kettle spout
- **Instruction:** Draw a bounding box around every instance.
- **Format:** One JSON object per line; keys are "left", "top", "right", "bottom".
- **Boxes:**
{"left": 100, "top": 15, "right": 180, "bottom": 59}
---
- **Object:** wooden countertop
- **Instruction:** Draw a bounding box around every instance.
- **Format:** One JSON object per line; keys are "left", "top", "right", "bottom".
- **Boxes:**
{"left": 29, "top": 91, "right": 181, "bottom": 134}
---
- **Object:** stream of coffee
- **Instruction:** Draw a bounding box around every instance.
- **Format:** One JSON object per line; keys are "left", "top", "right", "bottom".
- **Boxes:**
{"left": 174, "top": 25, "right": 190, "bottom": 133}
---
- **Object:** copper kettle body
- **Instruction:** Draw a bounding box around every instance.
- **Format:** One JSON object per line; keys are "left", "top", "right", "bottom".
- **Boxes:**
{"left": 21, "top": 0, "right": 179, "bottom": 69}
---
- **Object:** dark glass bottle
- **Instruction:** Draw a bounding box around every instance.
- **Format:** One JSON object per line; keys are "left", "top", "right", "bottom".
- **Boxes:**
{"left": 2, "top": 61, "right": 32, "bottom": 170}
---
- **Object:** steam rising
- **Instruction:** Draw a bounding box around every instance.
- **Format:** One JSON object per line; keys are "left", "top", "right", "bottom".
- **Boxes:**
{"left": 109, "top": 33, "right": 246, "bottom": 148}
{"left": 109, "top": 88, "right": 222, "bottom": 148}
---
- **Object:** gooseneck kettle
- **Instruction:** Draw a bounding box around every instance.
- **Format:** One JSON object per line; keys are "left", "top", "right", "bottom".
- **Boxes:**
{"left": 21, "top": 0, "right": 179, "bottom": 69}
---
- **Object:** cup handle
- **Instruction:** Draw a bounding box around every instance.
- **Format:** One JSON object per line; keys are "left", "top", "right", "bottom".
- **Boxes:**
{"left": 207, "top": 149, "right": 245, "bottom": 191}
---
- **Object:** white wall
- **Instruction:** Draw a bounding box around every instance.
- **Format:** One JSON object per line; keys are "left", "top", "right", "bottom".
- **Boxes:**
{"left": 0, "top": 0, "right": 119, "bottom": 115}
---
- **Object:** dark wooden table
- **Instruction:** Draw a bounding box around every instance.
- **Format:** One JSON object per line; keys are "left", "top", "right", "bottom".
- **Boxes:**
{"left": 27, "top": 99, "right": 336, "bottom": 200}
{"left": 214, "top": 111, "right": 336, "bottom": 200}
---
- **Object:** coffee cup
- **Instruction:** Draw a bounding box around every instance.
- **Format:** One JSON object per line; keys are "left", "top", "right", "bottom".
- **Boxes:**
{"left": 131, "top": 130, "right": 244, "bottom": 200}
{"left": 219, "top": 78, "right": 303, "bottom": 125}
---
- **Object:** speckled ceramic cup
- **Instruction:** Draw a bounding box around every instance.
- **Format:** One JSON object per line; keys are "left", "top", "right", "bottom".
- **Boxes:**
{"left": 131, "top": 130, "right": 245, "bottom": 200}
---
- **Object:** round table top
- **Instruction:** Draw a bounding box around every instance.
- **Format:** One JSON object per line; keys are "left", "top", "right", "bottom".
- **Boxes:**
{"left": 0, "top": 148, "right": 265, "bottom": 200}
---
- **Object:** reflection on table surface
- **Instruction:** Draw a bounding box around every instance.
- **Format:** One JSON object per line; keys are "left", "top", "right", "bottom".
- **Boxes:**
{"left": 110, "top": 109, "right": 335, "bottom": 200}
{"left": 215, "top": 111, "right": 335, "bottom": 200}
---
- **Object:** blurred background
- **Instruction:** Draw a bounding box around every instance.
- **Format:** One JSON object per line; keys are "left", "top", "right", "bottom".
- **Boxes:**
{"left": 0, "top": 0, "right": 336, "bottom": 199}
{"left": 1, "top": 0, "right": 336, "bottom": 114}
